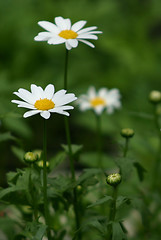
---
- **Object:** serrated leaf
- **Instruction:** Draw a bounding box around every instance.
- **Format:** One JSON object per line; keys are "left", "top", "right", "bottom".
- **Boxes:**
{"left": 76, "top": 168, "right": 102, "bottom": 186}
{"left": 112, "top": 222, "right": 127, "bottom": 240}
{"left": 87, "top": 195, "right": 113, "bottom": 208}
{"left": 61, "top": 144, "right": 83, "bottom": 155}
{"left": 116, "top": 196, "right": 131, "bottom": 208}
{"left": 133, "top": 162, "right": 146, "bottom": 181}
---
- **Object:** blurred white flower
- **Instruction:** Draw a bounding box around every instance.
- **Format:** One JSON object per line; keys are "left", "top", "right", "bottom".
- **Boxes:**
{"left": 34, "top": 16, "right": 102, "bottom": 50}
{"left": 77, "top": 86, "right": 121, "bottom": 115}
{"left": 12, "top": 84, "right": 77, "bottom": 119}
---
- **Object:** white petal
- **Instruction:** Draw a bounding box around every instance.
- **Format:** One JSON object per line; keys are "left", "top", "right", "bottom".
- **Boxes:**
{"left": 44, "top": 84, "right": 55, "bottom": 99}
{"left": 64, "top": 18, "right": 71, "bottom": 30}
{"left": 34, "top": 32, "right": 52, "bottom": 41}
{"left": 71, "top": 20, "right": 87, "bottom": 32}
{"left": 88, "top": 87, "right": 96, "bottom": 99}
{"left": 47, "top": 37, "right": 66, "bottom": 45}
{"left": 94, "top": 106, "right": 104, "bottom": 115}
{"left": 65, "top": 41, "right": 72, "bottom": 50}
{"left": 55, "top": 16, "right": 68, "bottom": 30}
{"left": 31, "top": 84, "right": 44, "bottom": 99}
{"left": 98, "top": 88, "right": 108, "bottom": 98}
{"left": 52, "top": 90, "right": 67, "bottom": 102}
{"left": 50, "top": 108, "right": 70, "bottom": 116}
{"left": 40, "top": 111, "right": 51, "bottom": 119}
{"left": 78, "top": 39, "right": 95, "bottom": 48}
{"left": 68, "top": 39, "right": 78, "bottom": 48}
{"left": 54, "top": 93, "right": 77, "bottom": 106}
{"left": 38, "top": 21, "right": 59, "bottom": 33}
{"left": 11, "top": 100, "right": 35, "bottom": 109}
{"left": 14, "top": 89, "right": 35, "bottom": 104}
{"left": 77, "top": 26, "right": 97, "bottom": 34}
{"left": 77, "top": 34, "right": 98, "bottom": 40}
{"left": 85, "top": 31, "right": 102, "bottom": 34}
{"left": 50, "top": 105, "right": 74, "bottom": 112}
{"left": 23, "top": 110, "right": 41, "bottom": 118}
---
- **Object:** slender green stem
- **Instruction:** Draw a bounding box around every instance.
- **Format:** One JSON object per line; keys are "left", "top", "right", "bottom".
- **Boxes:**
{"left": 63, "top": 48, "right": 81, "bottom": 240}
{"left": 43, "top": 119, "right": 51, "bottom": 239}
{"left": 64, "top": 49, "right": 69, "bottom": 90}
{"left": 96, "top": 114, "right": 102, "bottom": 168}
{"left": 123, "top": 138, "right": 129, "bottom": 158}
{"left": 107, "top": 186, "right": 117, "bottom": 240}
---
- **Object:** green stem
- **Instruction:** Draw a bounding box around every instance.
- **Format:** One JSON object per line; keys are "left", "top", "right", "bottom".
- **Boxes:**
{"left": 107, "top": 186, "right": 117, "bottom": 240}
{"left": 123, "top": 138, "right": 129, "bottom": 158}
{"left": 96, "top": 114, "right": 102, "bottom": 168}
{"left": 43, "top": 119, "right": 51, "bottom": 239}
{"left": 63, "top": 48, "right": 81, "bottom": 240}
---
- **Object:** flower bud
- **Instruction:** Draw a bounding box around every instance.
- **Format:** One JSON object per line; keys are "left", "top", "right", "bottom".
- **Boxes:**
{"left": 24, "top": 152, "right": 38, "bottom": 163}
{"left": 121, "top": 128, "right": 134, "bottom": 138}
{"left": 36, "top": 160, "right": 49, "bottom": 169}
{"left": 33, "top": 149, "right": 42, "bottom": 159}
{"left": 106, "top": 173, "right": 121, "bottom": 187}
{"left": 149, "top": 90, "right": 161, "bottom": 104}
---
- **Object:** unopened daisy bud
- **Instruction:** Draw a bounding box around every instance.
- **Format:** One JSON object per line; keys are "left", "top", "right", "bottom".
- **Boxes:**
{"left": 36, "top": 160, "right": 49, "bottom": 169}
{"left": 121, "top": 128, "right": 134, "bottom": 138}
{"left": 106, "top": 173, "right": 121, "bottom": 187}
{"left": 76, "top": 185, "right": 82, "bottom": 192}
{"left": 149, "top": 90, "right": 161, "bottom": 104}
{"left": 33, "top": 149, "right": 42, "bottom": 159}
{"left": 24, "top": 152, "right": 38, "bottom": 163}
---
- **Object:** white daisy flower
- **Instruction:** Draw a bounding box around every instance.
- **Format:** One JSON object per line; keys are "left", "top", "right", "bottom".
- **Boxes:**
{"left": 77, "top": 86, "right": 121, "bottom": 115}
{"left": 12, "top": 84, "right": 77, "bottom": 119}
{"left": 34, "top": 16, "right": 102, "bottom": 50}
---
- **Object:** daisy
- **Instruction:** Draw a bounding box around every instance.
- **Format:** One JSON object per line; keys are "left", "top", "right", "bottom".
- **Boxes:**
{"left": 77, "top": 86, "right": 121, "bottom": 115}
{"left": 12, "top": 84, "right": 77, "bottom": 119}
{"left": 34, "top": 16, "right": 102, "bottom": 50}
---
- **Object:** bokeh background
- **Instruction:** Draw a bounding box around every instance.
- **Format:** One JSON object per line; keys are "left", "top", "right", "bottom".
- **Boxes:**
{"left": 0, "top": 0, "right": 161, "bottom": 187}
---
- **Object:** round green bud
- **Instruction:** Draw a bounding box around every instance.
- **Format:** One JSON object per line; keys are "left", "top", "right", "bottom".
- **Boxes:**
{"left": 36, "top": 160, "right": 49, "bottom": 169}
{"left": 24, "top": 152, "right": 38, "bottom": 163}
{"left": 33, "top": 149, "right": 42, "bottom": 159}
{"left": 106, "top": 173, "right": 122, "bottom": 187}
{"left": 121, "top": 128, "right": 135, "bottom": 138}
{"left": 149, "top": 90, "right": 161, "bottom": 104}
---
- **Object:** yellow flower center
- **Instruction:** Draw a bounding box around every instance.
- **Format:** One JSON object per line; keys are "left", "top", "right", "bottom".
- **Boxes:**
{"left": 90, "top": 97, "right": 106, "bottom": 107}
{"left": 59, "top": 30, "right": 78, "bottom": 39}
{"left": 34, "top": 98, "right": 55, "bottom": 110}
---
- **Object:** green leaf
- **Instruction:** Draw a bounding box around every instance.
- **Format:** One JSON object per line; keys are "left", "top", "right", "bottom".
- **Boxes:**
{"left": 114, "top": 157, "right": 133, "bottom": 180}
{"left": 87, "top": 195, "right": 113, "bottom": 208}
{"left": 112, "top": 222, "right": 127, "bottom": 240}
{"left": 116, "top": 196, "right": 131, "bottom": 208}
{"left": 49, "top": 151, "right": 67, "bottom": 170}
{"left": 61, "top": 144, "right": 83, "bottom": 155}
{"left": 0, "top": 132, "right": 16, "bottom": 142}
{"left": 133, "top": 162, "right": 147, "bottom": 181}
{"left": 11, "top": 146, "right": 25, "bottom": 162}
{"left": 76, "top": 168, "right": 102, "bottom": 186}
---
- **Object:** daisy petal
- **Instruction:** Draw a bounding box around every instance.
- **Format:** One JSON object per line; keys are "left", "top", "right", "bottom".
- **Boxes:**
{"left": 77, "top": 34, "right": 98, "bottom": 40}
{"left": 44, "top": 84, "right": 55, "bottom": 99}
{"left": 31, "top": 84, "right": 44, "bottom": 99}
{"left": 65, "top": 41, "right": 72, "bottom": 50}
{"left": 47, "top": 37, "right": 66, "bottom": 45}
{"left": 64, "top": 18, "right": 71, "bottom": 30}
{"left": 77, "top": 26, "right": 97, "bottom": 34}
{"left": 11, "top": 100, "right": 35, "bottom": 109}
{"left": 23, "top": 110, "right": 41, "bottom": 118}
{"left": 55, "top": 16, "right": 68, "bottom": 30}
{"left": 40, "top": 111, "right": 51, "bottom": 119}
{"left": 38, "top": 21, "right": 59, "bottom": 33}
{"left": 68, "top": 39, "right": 78, "bottom": 48}
{"left": 34, "top": 32, "right": 52, "bottom": 41}
{"left": 71, "top": 20, "right": 87, "bottom": 32}
{"left": 79, "top": 39, "right": 95, "bottom": 48}
{"left": 54, "top": 94, "right": 77, "bottom": 106}
{"left": 14, "top": 89, "right": 35, "bottom": 104}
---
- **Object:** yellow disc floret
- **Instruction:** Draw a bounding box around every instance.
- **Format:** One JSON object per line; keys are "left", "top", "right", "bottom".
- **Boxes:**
{"left": 59, "top": 30, "right": 78, "bottom": 39}
{"left": 34, "top": 98, "right": 55, "bottom": 110}
{"left": 90, "top": 97, "right": 106, "bottom": 107}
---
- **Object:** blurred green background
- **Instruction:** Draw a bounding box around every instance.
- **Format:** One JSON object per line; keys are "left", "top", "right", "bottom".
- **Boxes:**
{"left": 0, "top": 0, "right": 161, "bottom": 185}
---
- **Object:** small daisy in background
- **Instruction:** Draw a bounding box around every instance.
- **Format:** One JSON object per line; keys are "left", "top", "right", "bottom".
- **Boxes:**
{"left": 34, "top": 16, "right": 102, "bottom": 50}
{"left": 12, "top": 84, "right": 77, "bottom": 119}
{"left": 77, "top": 86, "right": 121, "bottom": 115}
